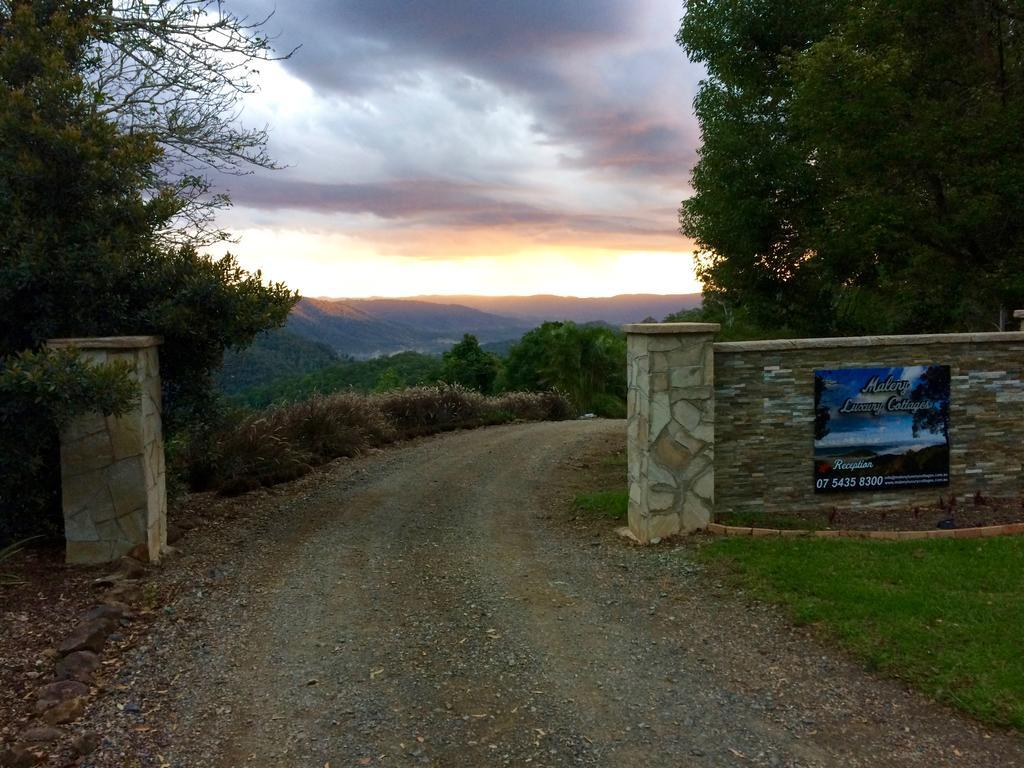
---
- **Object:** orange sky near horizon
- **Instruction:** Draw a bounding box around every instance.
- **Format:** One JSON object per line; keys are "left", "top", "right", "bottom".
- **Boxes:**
{"left": 223, "top": 226, "right": 702, "bottom": 299}
{"left": 215, "top": 0, "right": 705, "bottom": 300}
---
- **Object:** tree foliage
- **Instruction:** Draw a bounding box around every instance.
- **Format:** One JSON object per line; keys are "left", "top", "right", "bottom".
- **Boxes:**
{"left": 679, "top": 0, "right": 1024, "bottom": 335}
{"left": 0, "top": 348, "right": 137, "bottom": 542}
{"left": 0, "top": 1, "right": 295, "bottom": 538}
{"left": 230, "top": 351, "right": 445, "bottom": 408}
{"left": 441, "top": 334, "right": 501, "bottom": 395}
{"left": 502, "top": 322, "right": 625, "bottom": 415}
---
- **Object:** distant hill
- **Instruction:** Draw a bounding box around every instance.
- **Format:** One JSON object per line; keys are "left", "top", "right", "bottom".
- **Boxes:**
{"left": 286, "top": 298, "right": 534, "bottom": 358}
{"left": 285, "top": 294, "right": 702, "bottom": 358}
{"left": 219, "top": 294, "right": 702, "bottom": 398}
{"left": 407, "top": 293, "right": 702, "bottom": 324}
{"left": 217, "top": 328, "right": 338, "bottom": 395}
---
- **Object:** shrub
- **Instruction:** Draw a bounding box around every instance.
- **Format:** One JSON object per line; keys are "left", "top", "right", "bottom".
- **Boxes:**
{"left": 374, "top": 384, "right": 488, "bottom": 436}
{"left": 185, "top": 386, "right": 576, "bottom": 496}
{"left": 274, "top": 393, "right": 395, "bottom": 460}
{"left": 590, "top": 393, "right": 627, "bottom": 419}
{"left": 492, "top": 390, "right": 577, "bottom": 421}
{"left": 209, "top": 413, "right": 313, "bottom": 496}
{"left": 0, "top": 349, "right": 135, "bottom": 544}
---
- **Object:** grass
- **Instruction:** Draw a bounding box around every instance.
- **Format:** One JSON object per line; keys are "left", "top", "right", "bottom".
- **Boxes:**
{"left": 574, "top": 489, "right": 628, "bottom": 520}
{"left": 715, "top": 510, "right": 827, "bottom": 531}
{"left": 699, "top": 536, "right": 1024, "bottom": 728}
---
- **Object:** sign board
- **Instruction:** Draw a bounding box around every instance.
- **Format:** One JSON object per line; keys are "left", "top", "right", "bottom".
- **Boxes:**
{"left": 813, "top": 365, "right": 950, "bottom": 493}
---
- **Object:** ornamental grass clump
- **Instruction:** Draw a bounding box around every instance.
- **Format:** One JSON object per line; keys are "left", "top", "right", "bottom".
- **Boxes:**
{"left": 211, "top": 413, "right": 313, "bottom": 496}
{"left": 197, "top": 386, "right": 575, "bottom": 496}
{"left": 374, "top": 384, "right": 488, "bottom": 436}
{"left": 491, "top": 390, "right": 576, "bottom": 422}
{"left": 275, "top": 393, "right": 395, "bottom": 460}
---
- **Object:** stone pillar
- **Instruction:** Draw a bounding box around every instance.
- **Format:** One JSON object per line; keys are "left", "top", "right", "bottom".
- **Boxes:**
{"left": 46, "top": 337, "right": 167, "bottom": 565}
{"left": 1015, "top": 310, "right": 1024, "bottom": 331}
{"left": 624, "top": 323, "right": 719, "bottom": 543}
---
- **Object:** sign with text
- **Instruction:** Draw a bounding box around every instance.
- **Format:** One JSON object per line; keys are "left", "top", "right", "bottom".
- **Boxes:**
{"left": 813, "top": 365, "right": 950, "bottom": 493}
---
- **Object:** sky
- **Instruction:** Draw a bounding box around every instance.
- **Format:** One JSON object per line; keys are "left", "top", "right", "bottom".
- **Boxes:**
{"left": 208, "top": 0, "right": 706, "bottom": 298}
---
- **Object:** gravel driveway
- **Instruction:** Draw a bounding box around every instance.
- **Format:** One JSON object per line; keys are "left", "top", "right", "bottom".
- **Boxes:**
{"left": 82, "top": 420, "right": 1024, "bottom": 767}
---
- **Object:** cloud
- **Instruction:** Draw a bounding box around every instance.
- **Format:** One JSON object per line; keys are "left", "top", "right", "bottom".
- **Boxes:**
{"left": 213, "top": 0, "right": 704, "bottom": 278}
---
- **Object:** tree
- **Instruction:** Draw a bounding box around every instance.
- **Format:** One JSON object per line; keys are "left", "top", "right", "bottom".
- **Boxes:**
{"left": 502, "top": 322, "right": 626, "bottom": 415}
{"left": 0, "top": 1, "right": 295, "bottom": 538}
{"left": 86, "top": 0, "right": 293, "bottom": 244}
{"left": 442, "top": 335, "right": 500, "bottom": 394}
{"left": 679, "top": 0, "right": 1024, "bottom": 335}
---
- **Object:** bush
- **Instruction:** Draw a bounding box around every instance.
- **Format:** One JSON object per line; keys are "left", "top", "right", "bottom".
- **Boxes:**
{"left": 590, "top": 394, "right": 626, "bottom": 419}
{"left": 189, "top": 386, "right": 575, "bottom": 495}
{"left": 274, "top": 393, "right": 395, "bottom": 459}
{"left": 492, "top": 390, "right": 577, "bottom": 421}
{"left": 374, "top": 384, "right": 488, "bottom": 436}
{"left": 0, "top": 348, "right": 136, "bottom": 544}
{"left": 208, "top": 414, "right": 313, "bottom": 496}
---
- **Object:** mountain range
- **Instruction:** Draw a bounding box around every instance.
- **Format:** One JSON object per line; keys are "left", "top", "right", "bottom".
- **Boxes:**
{"left": 288, "top": 294, "right": 700, "bottom": 358}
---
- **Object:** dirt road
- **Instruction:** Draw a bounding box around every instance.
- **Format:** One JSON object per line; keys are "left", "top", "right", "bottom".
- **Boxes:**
{"left": 86, "top": 420, "right": 1024, "bottom": 767}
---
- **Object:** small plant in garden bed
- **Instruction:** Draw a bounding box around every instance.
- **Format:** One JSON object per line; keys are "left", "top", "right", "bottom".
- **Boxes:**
{"left": 0, "top": 537, "right": 39, "bottom": 585}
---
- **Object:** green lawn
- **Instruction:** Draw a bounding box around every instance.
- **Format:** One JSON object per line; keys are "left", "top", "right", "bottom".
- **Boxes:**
{"left": 699, "top": 536, "right": 1024, "bottom": 728}
{"left": 574, "top": 489, "right": 628, "bottom": 520}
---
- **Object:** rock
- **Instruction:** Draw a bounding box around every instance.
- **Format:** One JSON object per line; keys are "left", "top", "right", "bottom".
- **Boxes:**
{"left": 18, "top": 727, "right": 62, "bottom": 744}
{"left": 102, "top": 599, "right": 133, "bottom": 616}
{"left": 166, "top": 522, "right": 183, "bottom": 544}
{"left": 102, "top": 582, "right": 142, "bottom": 605}
{"left": 41, "top": 696, "right": 86, "bottom": 726}
{"left": 83, "top": 603, "right": 125, "bottom": 623}
{"left": 91, "top": 574, "right": 120, "bottom": 588}
{"left": 122, "top": 701, "right": 141, "bottom": 714}
{"left": 57, "top": 618, "right": 115, "bottom": 655}
{"left": 54, "top": 651, "right": 100, "bottom": 683}
{"left": 35, "top": 680, "right": 90, "bottom": 712}
{"left": 118, "top": 556, "right": 147, "bottom": 579}
{"left": 0, "top": 746, "right": 36, "bottom": 768}
{"left": 70, "top": 732, "right": 99, "bottom": 756}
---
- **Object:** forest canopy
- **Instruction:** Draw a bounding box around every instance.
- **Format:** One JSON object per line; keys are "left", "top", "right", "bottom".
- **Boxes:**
{"left": 679, "top": 0, "right": 1024, "bottom": 336}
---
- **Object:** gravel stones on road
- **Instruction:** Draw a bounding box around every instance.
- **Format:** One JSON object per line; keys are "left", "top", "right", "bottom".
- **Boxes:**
{"left": 65, "top": 421, "right": 1024, "bottom": 767}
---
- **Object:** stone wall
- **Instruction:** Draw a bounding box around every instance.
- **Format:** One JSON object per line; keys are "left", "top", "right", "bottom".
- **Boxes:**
{"left": 46, "top": 337, "right": 167, "bottom": 564}
{"left": 625, "top": 324, "right": 718, "bottom": 542}
{"left": 715, "top": 333, "right": 1024, "bottom": 518}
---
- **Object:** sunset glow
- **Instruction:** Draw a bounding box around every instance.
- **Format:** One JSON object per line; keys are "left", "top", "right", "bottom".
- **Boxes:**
{"left": 212, "top": 0, "right": 705, "bottom": 298}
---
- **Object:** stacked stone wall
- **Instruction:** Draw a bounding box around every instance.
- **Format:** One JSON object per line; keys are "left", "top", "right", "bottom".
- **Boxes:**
{"left": 714, "top": 333, "right": 1024, "bottom": 519}
{"left": 626, "top": 324, "right": 718, "bottom": 542}
{"left": 47, "top": 337, "right": 167, "bottom": 564}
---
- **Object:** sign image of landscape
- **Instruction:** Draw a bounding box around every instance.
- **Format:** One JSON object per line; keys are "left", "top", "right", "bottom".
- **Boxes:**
{"left": 813, "top": 365, "right": 951, "bottom": 493}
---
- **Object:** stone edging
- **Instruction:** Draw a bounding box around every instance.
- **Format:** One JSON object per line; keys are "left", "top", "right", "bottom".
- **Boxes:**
{"left": 707, "top": 521, "right": 1024, "bottom": 540}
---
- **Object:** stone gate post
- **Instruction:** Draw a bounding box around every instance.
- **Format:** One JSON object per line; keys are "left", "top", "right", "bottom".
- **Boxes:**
{"left": 46, "top": 337, "right": 167, "bottom": 564}
{"left": 624, "top": 323, "right": 719, "bottom": 543}
{"left": 1015, "top": 309, "right": 1024, "bottom": 331}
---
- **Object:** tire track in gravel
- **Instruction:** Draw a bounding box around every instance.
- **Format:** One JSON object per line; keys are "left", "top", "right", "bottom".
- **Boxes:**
{"left": 145, "top": 419, "right": 1024, "bottom": 767}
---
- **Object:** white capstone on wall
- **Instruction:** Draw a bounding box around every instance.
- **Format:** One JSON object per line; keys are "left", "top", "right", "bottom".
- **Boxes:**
{"left": 46, "top": 337, "right": 167, "bottom": 564}
{"left": 624, "top": 323, "right": 719, "bottom": 543}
